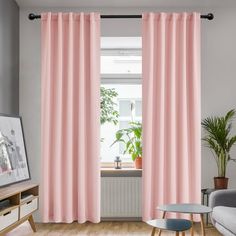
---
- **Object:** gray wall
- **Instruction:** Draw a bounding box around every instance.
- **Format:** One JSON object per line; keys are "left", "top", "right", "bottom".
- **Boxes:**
{"left": 0, "top": 0, "right": 19, "bottom": 114}
{"left": 19, "top": 6, "right": 236, "bottom": 221}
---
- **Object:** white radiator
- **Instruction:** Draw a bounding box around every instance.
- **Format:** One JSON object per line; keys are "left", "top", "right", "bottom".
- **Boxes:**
{"left": 101, "top": 177, "right": 142, "bottom": 218}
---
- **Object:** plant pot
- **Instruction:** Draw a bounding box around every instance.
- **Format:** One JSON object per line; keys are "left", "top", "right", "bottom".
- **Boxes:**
{"left": 214, "top": 177, "right": 229, "bottom": 189}
{"left": 134, "top": 157, "right": 142, "bottom": 169}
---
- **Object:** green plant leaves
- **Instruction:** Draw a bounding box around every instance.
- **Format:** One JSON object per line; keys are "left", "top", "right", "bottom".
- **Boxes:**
{"left": 116, "top": 131, "right": 123, "bottom": 140}
{"left": 111, "top": 122, "right": 142, "bottom": 161}
{"left": 100, "top": 86, "right": 119, "bottom": 125}
{"left": 202, "top": 109, "right": 236, "bottom": 177}
{"left": 227, "top": 136, "right": 236, "bottom": 151}
{"left": 132, "top": 153, "right": 137, "bottom": 161}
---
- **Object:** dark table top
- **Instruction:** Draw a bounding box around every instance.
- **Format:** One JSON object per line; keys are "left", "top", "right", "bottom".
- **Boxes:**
{"left": 146, "top": 219, "right": 192, "bottom": 232}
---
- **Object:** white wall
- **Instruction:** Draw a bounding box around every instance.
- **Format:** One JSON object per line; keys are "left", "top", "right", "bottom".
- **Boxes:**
{"left": 0, "top": 0, "right": 19, "bottom": 114}
{"left": 19, "top": 6, "right": 236, "bottom": 221}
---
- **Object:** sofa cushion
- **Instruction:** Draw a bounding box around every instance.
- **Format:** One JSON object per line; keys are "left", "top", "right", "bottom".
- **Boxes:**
{"left": 212, "top": 206, "right": 236, "bottom": 234}
{"left": 215, "top": 222, "right": 236, "bottom": 236}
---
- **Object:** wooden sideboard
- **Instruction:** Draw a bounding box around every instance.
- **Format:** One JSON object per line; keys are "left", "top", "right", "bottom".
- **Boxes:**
{"left": 0, "top": 182, "right": 39, "bottom": 235}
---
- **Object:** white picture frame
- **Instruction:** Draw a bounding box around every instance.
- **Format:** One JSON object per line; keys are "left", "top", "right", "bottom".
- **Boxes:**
{"left": 0, "top": 114, "right": 30, "bottom": 187}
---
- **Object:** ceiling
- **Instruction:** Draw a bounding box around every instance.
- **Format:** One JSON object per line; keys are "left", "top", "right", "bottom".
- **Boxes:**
{"left": 15, "top": 0, "right": 236, "bottom": 8}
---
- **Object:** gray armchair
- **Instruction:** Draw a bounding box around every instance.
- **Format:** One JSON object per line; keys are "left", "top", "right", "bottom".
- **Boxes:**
{"left": 209, "top": 190, "right": 236, "bottom": 236}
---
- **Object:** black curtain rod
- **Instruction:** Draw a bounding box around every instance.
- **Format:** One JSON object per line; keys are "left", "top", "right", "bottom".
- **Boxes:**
{"left": 28, "top": 13, "right": 214, "bottom": 20}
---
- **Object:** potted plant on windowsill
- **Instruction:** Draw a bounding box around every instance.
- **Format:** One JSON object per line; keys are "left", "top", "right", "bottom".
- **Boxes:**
{"left": 111, "top": 122, "right": 142, "bottom": 169}
{"left": 202, "top": 109, "right": 236, "bottom": 189}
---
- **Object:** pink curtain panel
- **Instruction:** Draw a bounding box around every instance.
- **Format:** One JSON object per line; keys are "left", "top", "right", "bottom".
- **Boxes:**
{"left": 41, "top": 12, "right": 101, "bottom": 223}
{"left": 142, "top": 12, "right": 201, "bottom": 221}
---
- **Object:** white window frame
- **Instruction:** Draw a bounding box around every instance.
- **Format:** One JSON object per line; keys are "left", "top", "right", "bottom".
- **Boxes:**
{"left": 100, "top": 45, "right": 141, "bottom": 167}
{"left": 117, "top": 98, "right": 142, "bottom": 162}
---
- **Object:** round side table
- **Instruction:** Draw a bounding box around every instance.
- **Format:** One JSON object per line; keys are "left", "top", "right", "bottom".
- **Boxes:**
{"left": 157, "top": 204, "right": 212, "bottom": 236}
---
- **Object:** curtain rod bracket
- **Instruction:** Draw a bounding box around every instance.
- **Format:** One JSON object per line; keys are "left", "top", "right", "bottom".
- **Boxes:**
{"left": 203, "top": 13, "right": 214, "bottom": 20}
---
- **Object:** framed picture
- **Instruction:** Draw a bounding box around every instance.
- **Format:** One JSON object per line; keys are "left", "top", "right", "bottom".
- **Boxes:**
{"left": 0, "top": 114, "right": 30, "bottom": 187}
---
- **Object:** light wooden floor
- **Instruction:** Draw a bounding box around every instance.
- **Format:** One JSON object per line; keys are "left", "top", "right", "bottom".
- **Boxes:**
{"left": 6, "top": 222, "right": 222, "bottom": 236}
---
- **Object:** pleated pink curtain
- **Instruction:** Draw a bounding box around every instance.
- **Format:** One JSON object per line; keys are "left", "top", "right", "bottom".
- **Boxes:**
{"left": 41, "top": 12, "right": 100, "bottom": 223}
{"left": 142, "top": 12, "right": 201, "bottom": 220}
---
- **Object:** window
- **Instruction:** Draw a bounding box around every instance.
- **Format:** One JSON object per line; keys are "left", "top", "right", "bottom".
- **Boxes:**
{"left": 100, "top": 37, "right": 141, "bottom": 164}
{"left": 101, "top": 84, "right": 141, "bottom": 163}
{"left": 118, "top": 98, "right": 142, "bottom": 158}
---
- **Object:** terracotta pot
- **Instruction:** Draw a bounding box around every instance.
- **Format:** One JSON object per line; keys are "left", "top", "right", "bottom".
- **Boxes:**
{"left": 214, "top": 177, "right": 229, "bottom": 189}
{"left": 134, "top": 157, "right": 142, "bottom": 169}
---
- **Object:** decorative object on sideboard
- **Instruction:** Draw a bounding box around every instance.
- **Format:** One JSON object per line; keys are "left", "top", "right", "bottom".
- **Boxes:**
{"left": 111, "top": 122, "right": 142, "bottom": 169}
{"left": 0, "top": 114, "right": 30, "bottom": 187}
{"left": 202, "top": 109, "right": 236, "bottom": 189}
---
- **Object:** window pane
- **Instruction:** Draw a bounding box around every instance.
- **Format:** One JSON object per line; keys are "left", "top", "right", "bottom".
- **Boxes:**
{"left": 100, "top": 84, "right": 142, "bottom": 163}
{"left": 119, "top": 120, "right": 130, "bottom": 129}
{"left": 119, "top": 100, "right": 131, "bottom": 117}
{"left": 135, "top": 100, "right": 142, "bottom": 116}
{"left": 119, "top": 142, "right": 126, "bottom": 155}
{"left": 119, "top": 121, "right": 129, "bottom": 154}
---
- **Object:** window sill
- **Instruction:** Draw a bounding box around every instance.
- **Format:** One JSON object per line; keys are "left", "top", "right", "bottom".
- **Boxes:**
{"left": 101, "top": 162, "right": 134, "bottom": 168}
{"left": 101, "top": 168, "right": 142, "bottom": 177}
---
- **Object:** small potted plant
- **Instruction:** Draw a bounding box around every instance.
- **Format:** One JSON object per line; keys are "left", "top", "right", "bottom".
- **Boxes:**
{"left": 202, "top": 109, "right": 236, "bottom": 189}
{"left": 111, "top": 122, "right": 142, "bottom": 169}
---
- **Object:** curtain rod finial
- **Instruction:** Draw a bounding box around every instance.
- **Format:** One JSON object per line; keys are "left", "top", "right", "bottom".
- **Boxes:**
{"left": 207, "top": 13, "right": 214, "bottom": 20}
{"left": 28, "top": 13, "right": 36, "bottom": 20}
{"left": 28, "top": 13, "right": 41, "bottom": 20}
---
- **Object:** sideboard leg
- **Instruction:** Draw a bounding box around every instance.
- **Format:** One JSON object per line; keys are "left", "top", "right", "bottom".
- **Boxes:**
{"left": 28, "top": 215, "right": 37, "bottom": 232}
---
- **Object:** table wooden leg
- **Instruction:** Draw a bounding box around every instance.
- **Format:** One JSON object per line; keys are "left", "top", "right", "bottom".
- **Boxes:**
{"left": 162, "top": 211, "right": 166, "bottom": 218}
{"left": 200, "top": 214, "right": 206, "bottom": 236}
{"left": 190, "top": 213, "right": 194, "bottom": 236}
{"left": 157, "top": 211, "right": 166, "bottom": 236}
{"left": 151, "top": 227, "right": 156, "bottom": 236}
{"left": 176, "top": 232, "right": 179, "bottom": 236}
{"left": 182, "top": 232, "right": 185, "bottom": 236}
{"left": 28, "top": 215, "right": 36, "bottom": 232}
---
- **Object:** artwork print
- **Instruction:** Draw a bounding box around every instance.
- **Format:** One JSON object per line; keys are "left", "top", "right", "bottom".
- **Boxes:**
{"left": 0, "top": 114, "right": 30, "bottom": 187}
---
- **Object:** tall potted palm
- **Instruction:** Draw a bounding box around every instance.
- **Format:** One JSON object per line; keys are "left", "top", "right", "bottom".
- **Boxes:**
{"left": 202, "top": 109, "right": 236, "bottom": 189}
